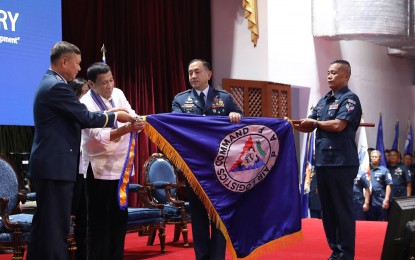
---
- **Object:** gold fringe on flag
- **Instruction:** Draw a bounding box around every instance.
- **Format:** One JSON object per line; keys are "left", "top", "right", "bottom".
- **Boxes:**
{"left": 242, "top": 0, "right": 259, "bottom": 47}
{"left": 143, "top": 119, "right": 303, "bottom": 259}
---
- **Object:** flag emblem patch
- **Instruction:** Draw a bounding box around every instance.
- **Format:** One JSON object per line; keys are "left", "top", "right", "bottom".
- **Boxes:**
{"left": 214, "top": 125, "right": 279, "bottom": 192}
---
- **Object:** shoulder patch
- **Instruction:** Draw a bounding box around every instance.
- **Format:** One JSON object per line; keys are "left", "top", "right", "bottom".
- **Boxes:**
{"left": 216, "top": 89, "right": 229, "bottom": 94}
{"left": 175, "top": 89, "right": 192, "bottom": 96}
{"left": 54, "top": 74, "right": 64, "bottom": 82}
{"left": 346, "top": 99, "right": 356, "bottom": 111}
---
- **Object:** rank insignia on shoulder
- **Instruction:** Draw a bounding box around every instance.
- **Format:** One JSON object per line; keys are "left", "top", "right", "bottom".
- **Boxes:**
{"left": 329, "top": 104, "right": 339, "bottom": 110}
{"left": 55, "top": 74, "right": 64, "bottom": 82}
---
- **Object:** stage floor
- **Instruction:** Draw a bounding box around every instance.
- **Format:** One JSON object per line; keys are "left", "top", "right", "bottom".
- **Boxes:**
{"left": 0, "top": 218, "right": 387, "bottom": 259}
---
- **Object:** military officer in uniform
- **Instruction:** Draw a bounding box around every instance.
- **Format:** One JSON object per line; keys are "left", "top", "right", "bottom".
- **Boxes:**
{"left": 366, "top": 150, "right": 392, "bottom": 221}
{"left": 353, "top": 170, "right": 370, "bottom": 220}
{"left": 291, "top": 60, "right": 362, "bottom": 260}
{"left": 388, "top": 149, "right": 412, "bottom": 201}
{"left": 172, "top": 61, "right": 241, "bottom": 119}
{"left": 172, "top": 59, "right": 242, "bottom": 260}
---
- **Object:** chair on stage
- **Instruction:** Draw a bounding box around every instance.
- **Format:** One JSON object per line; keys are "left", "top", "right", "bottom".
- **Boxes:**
{"left": 143, "top": 153, "right": 191, "bottom": 247}
{"left": 0, "top": 153, "right": 76, "bottom": 260}
{"left": 127, "top": 184, "right": 166, "bottom": 253}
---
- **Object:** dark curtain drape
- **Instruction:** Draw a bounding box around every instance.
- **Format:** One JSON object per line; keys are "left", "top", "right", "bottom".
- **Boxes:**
{"left": 62, "top": 0, "right": 211, "bottom": 205}
{"left": 0, "top": 126, "right": 34, "bottom": 156}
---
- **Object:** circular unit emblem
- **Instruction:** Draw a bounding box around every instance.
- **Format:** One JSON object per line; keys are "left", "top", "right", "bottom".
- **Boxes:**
{"left": 214, "top": 125, "right": 279, "bottom": 192}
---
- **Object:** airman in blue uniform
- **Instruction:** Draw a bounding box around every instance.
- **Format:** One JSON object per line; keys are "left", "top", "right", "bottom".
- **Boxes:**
{"left": 172, "top": 87, "right": 241, "bottom": 116}
{"left": 353, "top": 171, "right": 370, "bottom": 220}
{"left": 292, "top": 60, "right": 362, "bottom": 260}
{"left": 388, "top": 149, "right": 412, "bottom": 200}
{"left": 366, "top": 150, "right": 392, "bottom": 221}
{"left": 402, "top": 153, "right": 415, "bottom": 195}
{"left": 171, "top": 59, "right": 242, "bottom": 260}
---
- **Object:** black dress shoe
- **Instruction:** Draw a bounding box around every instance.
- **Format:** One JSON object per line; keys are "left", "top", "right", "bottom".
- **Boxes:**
{"left": 328, "top": 252, "right": 343, "bottom": 260}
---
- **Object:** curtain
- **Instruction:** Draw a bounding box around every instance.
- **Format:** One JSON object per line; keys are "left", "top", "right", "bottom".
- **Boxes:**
{"left": 0, "top": 126, "right": 34, "bottom": 156}
{"left": 62, "top": 0, "right": 212, "bottom": 205}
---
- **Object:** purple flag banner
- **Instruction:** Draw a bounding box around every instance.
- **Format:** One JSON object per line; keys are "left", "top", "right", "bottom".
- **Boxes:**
{"left": 143, "top": 113, "right": 302, "bottom": 259}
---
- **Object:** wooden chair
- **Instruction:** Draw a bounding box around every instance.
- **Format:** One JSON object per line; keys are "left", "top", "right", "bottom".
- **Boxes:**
{"left": 143, "top": 153, "right": 191, "bottom": 247}
{"left": 127, "top": 184, "right": 166, "bottom": 253}
{"left": 0, "top": 153, "right": 76, "bottom": 259}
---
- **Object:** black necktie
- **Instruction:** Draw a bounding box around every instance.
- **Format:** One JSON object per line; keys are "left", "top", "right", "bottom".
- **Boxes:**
{"left": 199, "top": 92, "right": 206, "bottom": 108}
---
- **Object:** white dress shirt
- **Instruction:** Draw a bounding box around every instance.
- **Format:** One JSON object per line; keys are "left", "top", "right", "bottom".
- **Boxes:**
{"left": 80, "top": 88, "right": 137, "bottom": 180}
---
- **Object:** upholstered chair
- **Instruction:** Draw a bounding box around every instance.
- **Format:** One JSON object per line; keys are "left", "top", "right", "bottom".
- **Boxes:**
{"left": 0, "top": 153, "right": 76, "bottom": 260}
{"left": 143, "top": 153, "right": 191, "bottom": 247}
{"left": 127, "top": 184, "right": 166, "bottom": 253}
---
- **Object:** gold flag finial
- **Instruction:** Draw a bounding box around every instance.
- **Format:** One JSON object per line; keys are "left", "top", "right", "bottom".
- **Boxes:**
{"left": 101, "top": 44, "right": 107, "bottom": 63}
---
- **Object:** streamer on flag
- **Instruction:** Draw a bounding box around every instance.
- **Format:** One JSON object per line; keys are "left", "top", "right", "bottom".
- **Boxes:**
{"left": 376, "top": 113, "right": 387, "bottom": 167}
{"left": 405, "top": 120, "right": 413, "bottom": 155}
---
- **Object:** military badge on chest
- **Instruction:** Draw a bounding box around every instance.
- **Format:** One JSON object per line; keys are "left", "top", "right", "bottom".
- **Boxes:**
{"left": 181, "top": 96, "right": 196, "bottom": 113}
{"left": 394, "top": 168, "right": 403, "bottom": 177}
{"left": 211, "top": 95, "right": 225, "bottom": 114}
{"left": 328, "top": 100, "right": 339, "bottom": 118}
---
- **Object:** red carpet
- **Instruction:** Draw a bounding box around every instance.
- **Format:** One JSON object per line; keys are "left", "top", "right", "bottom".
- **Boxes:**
{"left": 0, "top": 218, "right": 386, "bottom": 259}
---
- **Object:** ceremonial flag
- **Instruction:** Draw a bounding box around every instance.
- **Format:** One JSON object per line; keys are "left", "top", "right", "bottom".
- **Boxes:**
{"left": 376, "top": 113, "right": 387, "bottom": 167}
{"left": 301, "top": 131, "right": 315, "bottom": 218}
{"left": 391, "top": 119, "right": 399, "bottom": 151}
{"left": 356, "top": 118, "right": 370, "bottom": 173}
{"left": 143, "top": 113, "right": 302, "bottom": 259}
{"left": 404, "top": 120, "right": 413, "bottom": 155}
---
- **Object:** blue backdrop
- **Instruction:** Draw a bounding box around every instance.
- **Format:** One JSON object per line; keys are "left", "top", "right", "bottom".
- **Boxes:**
{"left": 0, "top": 0, "right": 61, "bottom": 125}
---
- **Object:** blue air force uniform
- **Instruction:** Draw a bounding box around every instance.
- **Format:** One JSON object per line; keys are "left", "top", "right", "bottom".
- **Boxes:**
{"left": 388, "top": 163, "right": 411, "bottom": 200}
{"left": 171, "top": 86, "right": 242, "bottom": 260}
{"left": 172, "top": 86, "right": 241, "bottom": 116}
{"left": 367, "top": 165, "right": 392, "bottom": 221}
{"left": 353, "top": 171, "right": 370, "bottom": 220}
{"left": 308, "top": 86, "right": 362, "bottom": 260}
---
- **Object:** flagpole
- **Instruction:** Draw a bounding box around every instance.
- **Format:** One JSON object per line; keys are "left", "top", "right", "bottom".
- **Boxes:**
{"left": 101, "top": 44, "right": 107, "bottom": 64}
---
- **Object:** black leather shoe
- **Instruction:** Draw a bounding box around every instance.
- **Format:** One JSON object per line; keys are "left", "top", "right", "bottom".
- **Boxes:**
{"left": 328, "top": 252, "right": 343, "bottom": 260}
